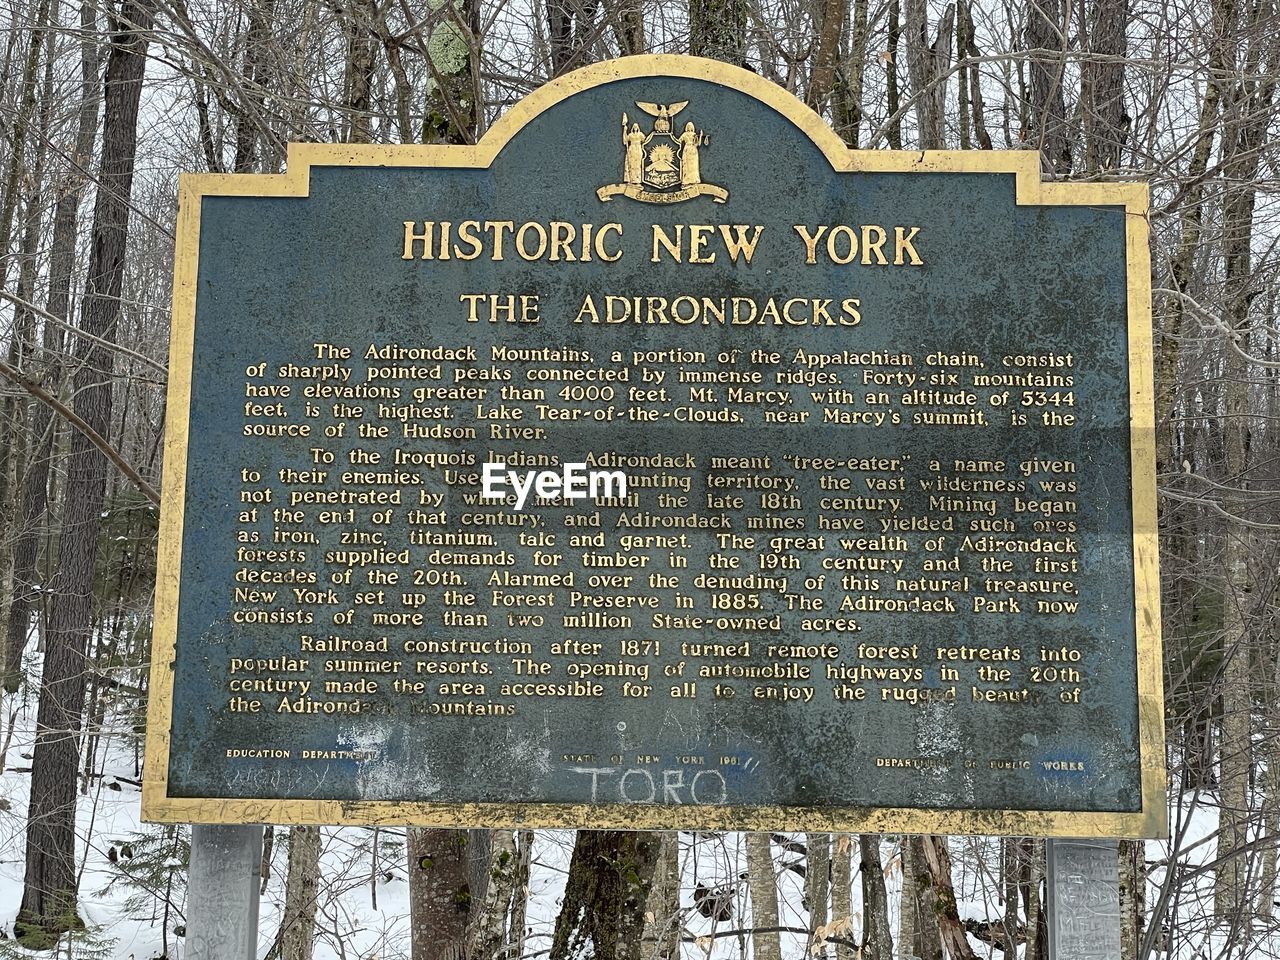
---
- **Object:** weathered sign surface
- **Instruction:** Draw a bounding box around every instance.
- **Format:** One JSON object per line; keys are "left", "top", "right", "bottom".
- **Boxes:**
{"left": 143, "top": 55, "right": 1165, "bottom": 835}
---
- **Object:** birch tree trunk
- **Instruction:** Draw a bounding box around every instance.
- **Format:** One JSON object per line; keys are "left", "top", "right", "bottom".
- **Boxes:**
{"left": 466, "top": 831, "right": 521, "bottom": 960}
{"left": 1118, "top": 839, "right": 1144, "bottom": 959}
{"left": 745, "top": 834, "right": 782, "bottom": 960}
{"left": 1022, "top": 840, "right": 1046, "bottom": 960}
{"left": 506, "top": 831, "right": 534, "bottom": 954}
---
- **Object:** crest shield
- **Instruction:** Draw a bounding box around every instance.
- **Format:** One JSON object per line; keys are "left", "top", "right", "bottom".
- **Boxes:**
{"left": 642, "top": 133, "right": 682, "bottom": 191}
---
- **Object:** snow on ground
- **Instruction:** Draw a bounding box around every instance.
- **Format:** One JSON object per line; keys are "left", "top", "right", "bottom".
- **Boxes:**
{"left": 1, "top": 659, "right": 1275, "bottom": 960}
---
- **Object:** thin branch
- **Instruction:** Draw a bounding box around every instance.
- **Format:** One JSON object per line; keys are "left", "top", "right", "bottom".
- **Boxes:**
{"left": 0, "top": 288, "right": 168, "bottom": 375}
{"left": 0, "top": 357, "right": 161, "bottom": 505}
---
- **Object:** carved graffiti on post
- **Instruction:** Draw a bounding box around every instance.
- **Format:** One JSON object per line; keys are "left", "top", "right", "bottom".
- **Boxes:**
{"left": 1049, "top": 839, "right": 1122, "bottom": 959}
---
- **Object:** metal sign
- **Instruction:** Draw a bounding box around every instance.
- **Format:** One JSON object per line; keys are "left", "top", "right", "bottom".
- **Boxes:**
{"left": 143, "top": 55, "right": 1165, "bottom": 836}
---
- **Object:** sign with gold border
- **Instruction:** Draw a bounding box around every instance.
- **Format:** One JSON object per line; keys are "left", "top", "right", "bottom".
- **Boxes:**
{"left": 144, "top": 54, "right": 1166, "bottom": 836}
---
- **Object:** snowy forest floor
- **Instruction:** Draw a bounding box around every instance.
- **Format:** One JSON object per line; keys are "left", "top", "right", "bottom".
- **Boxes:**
{"left": 0, "top": 667, "right": 1270, "bottom": 960}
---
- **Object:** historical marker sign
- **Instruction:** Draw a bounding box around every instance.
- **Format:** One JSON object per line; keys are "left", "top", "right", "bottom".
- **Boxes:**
{"left": 143, "top": 55, "right": 1165, "bottom": 836}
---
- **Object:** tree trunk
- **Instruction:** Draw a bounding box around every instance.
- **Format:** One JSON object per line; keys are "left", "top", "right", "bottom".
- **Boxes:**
{"left": 13, "top": 0, "right": 154, "bottom": 944}
{"left": 745, "top": 834, "right": 782, "bottom": 960}
{"left": 688, "top": 0, "right": 747, "bottom": 64}
{"left": 828, "top": 835, "right": 854, "bottom": 959}
{"left": 280, "top": 826, "right": 322, "bottom": 960}
{"left": 858, "top": 835, "right": 892, "bottom": 960}
{"left": 806, "top": 0, "right": 845, "bottom": 113}
{"left": 903, "top": 0, "right": 955, "bottom": 149}
{"left": 1260, "top": 610, "right": 1280, "bottom": 918}
{"left": 885, "top": 0, "right": 903, "bottom": 148}
{"left": 0, "top": 0, "right": 53, "bottom": 651}
{"left": 898, "top": 838, "right": 914, "bottom": 955}
{"left": 957, "top": 0, "right": 992, "bottom": 149}
{"left": 409, "top": 827, "right": 471, "bottom": 960}
{"left": 832, "top": 0, "right": 868, "bottom": 144}
{"left": 610, "top": 0, "right": 644, "bottom": 56}
{"left": 1001, "top": 837, "right": 1021, "bottom": 951}
{"left": 1212, "top": 0, "right": 1271, "bottom": 920}
{"left": 1024, "top": 0, "right": 1072, "bottom": 174}
{"left": 342, "top": 0, "right": 377, "bottom": 143}
{"left": 422, "top": 0, "right": 479, "bottom": 143}
{"left": 1118, "top": 838, "right": 1144, "bottom": 959}
{"left": 261, "top": 825, "right": 275, "bottom": 894}
{"left": 918, "top": 835, "right": 977, "bottom": 960}
{"left": 233, "top": 0, "right": 279, "bottom": 172}
{"left": 0, "top": 0, "right": 49, "bottom": 298}
{"left": 639, "top": 831, "right": 681, "bottom": 959}
{"left": 550, "top": 830, "right": 662, "bottom": 960}
{"left": 2, "top": 0, "right": 99, "bottom": 692}
{"left": 1021, "top": 839, "right": 1046, "bottom": 960}
{"left": 467, "top": 831, "right": 522, "bottom": 960}
{"left": 906, "top": 837, "right": 944, "bottom": 959}
{"left": 506, "top": 831, "right": 534, "bottom": 954}
{"left": 1157, "top": 11, "right": 1225, "bottom": 456}
{"left": 805, "top": 832, "right": 830, "bottom": 954}
{"left": 1081, "top": 0, "right": 1129, "bottom": 173}
{"left": 548, "top": 0, "right": 599, "bottom": 73}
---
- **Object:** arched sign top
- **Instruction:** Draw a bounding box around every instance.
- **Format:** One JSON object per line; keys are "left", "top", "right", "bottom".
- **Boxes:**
{"left": 190, "top": 54, "right": 1147, "bottom": 214}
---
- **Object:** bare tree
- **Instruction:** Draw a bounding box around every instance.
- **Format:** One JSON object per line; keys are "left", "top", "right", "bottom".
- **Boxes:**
{"left": 14, "top": 0, "right": 155, "bottom": 942}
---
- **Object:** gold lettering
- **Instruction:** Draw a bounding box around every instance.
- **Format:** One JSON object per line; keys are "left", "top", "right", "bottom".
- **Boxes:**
{"left": 895, "top": 226, "right": 923, "bottom": 265}
{"left": 651, "top": 224, "right": 683, "bottom": 263}
{"left": 402, "top": 220, "right": 432, "bottom": 260}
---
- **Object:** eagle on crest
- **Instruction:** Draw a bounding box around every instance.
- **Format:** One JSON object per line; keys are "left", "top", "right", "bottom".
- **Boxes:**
{"left": 634, "top": 100, "right": 689, "bottom": 134}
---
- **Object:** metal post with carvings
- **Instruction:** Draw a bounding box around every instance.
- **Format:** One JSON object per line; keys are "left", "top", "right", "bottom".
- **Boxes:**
{"left": 1046, "top": 838, "right": 1122, "bottom": 959}
{"left": 186, "top": 824, "right": 264, "bottom": 960}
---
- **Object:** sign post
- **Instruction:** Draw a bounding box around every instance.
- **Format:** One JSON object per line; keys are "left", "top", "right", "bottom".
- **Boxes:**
{"left": 1046, "top": 838, "right": 1123, "bottom": 959}
{"left": 145, "top": 46, "right": 1164, "bottom": 898}
{"left": 185, "top": 824, "right": 264, "bottom": 960}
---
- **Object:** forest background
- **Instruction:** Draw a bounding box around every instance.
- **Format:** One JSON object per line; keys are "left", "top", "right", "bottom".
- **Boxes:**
{"left": 0, "top": 0, "right": 1274, "bottom": 956}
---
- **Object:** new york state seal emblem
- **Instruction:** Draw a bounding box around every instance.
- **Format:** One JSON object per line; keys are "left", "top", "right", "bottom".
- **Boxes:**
{"left": 597, "top": 100, "right": 729, "bottom": 204}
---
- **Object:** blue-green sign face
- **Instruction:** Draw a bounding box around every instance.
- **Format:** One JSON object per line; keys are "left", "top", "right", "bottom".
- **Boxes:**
{"left": 145, "top": 56, "right": 1165, "bottom": 836}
